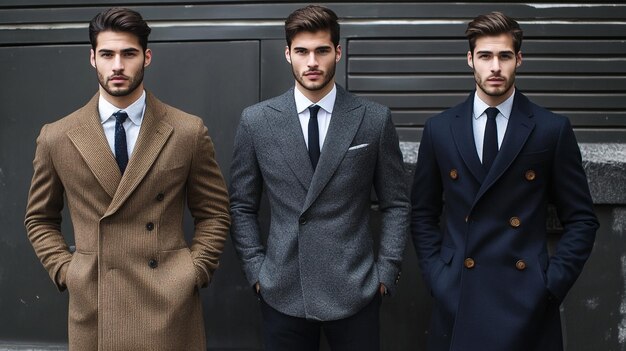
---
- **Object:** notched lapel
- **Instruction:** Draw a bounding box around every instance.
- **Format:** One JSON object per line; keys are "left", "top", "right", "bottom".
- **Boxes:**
{"left": 302, "top": 88, "right": 364, "bottom": 211}
{"left": 67, "top": 96, "right": 120, "bottom": 199}
{"left": 105, "top": 95, "right": 173, "bottom": 217}
{"left": 473, "top": 92, "right": 536, "bottom": 206}
{"left": 265, "top": 90, "right": 314, "bottom": 191}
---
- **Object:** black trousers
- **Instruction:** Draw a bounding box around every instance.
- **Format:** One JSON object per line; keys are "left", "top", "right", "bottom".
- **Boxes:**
{"left": 260, "top": 294, "right": 381, "bottom": 351}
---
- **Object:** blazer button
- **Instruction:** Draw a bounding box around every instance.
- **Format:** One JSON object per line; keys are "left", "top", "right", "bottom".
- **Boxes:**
{"left": 299, "top": 216, "right": 307, "bottom": 225}
{"left": 515, "top": 259, "right": 527, "bottom": 271}
{"left": 156, "top": 193, "right": 165, "bottom": 201}
{"left": 146, "top": 222, "right": 155, "bottom": 231}
{"left": 464, "top": 258, "right": 475, "bottom": 269}
{"left": 525, "top": 170, "right": 536, "bottom": 181}
{"left": 148, "top": 259, "right": 158, "bottom": 269}
{"left": 509, "top": 217, "right": 521, "bottom": 228}
{"left": 449, "top": 169, "right": 459, "bottom": 180}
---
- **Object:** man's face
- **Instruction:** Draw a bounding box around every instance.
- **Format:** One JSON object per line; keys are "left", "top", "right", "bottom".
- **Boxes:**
{"left": 467, "top": 33, "right": 522, "bottom": 105}
{"left": 285, "top": 30, "right": 341, "bottom": 101}
{"left": 90, "top": 31, "right": 151, "bottom": 103}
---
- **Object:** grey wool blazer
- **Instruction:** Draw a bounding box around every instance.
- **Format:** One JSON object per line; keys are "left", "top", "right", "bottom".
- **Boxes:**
{"left": 229, "top": 85, "right": 410, "bottom": 321}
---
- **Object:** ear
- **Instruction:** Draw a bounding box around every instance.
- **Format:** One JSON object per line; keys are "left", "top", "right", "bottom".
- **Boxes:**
{"left": 515, "top": 51, "right": 523, "bottom": 68}
{"left": 144, "top": 48, "right": 152, "bottom": 67}
{"left": 467, "top": 50, "right": 473, "bottom": 69}
{"left": 90, "top": 49, "right": 96, "bottom": 68}
{"left": 335, "top": 44, "right": 342, "bottom": 63}
{"left": 285, "top": 46, "right": 291, "bottom": 64}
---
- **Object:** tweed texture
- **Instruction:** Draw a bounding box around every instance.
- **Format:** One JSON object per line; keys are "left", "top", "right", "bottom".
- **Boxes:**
{"left": 230, "top": 85, "right": 410, "bottom": 321}
{"left": 25, "top": 92, "right": 230, "bottom": 350}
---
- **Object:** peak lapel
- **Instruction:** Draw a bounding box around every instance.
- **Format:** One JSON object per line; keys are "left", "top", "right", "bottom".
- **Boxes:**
{"left": 303, "top": 87, "right": 364, "bottom": 211}
{"left": 105, "top": 93, "right": 173, "bottom": 217}
{"left": 473, "top": 91, "right": 535, "bottom": 206}
{"left": 451, "top": 93, "right": 486, "bottom": 184}
{"left": 66, "top": 93, "right": 121, "bottom": 199}
{"left": 265, "top": 89, "right": 314, "bottom": 191}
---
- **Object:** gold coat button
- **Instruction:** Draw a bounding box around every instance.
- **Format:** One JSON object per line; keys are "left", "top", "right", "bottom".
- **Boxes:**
{"left": 515, "top": 260, "right": 527, "bottom": 270}
{"left": 509, "top": 217, "right": 521, "bottom": 228}
{"left": 449, "top": 169, "right": 459, "bottom": 180}
{"left": 464, "top": 258, "right": 475, "bottom": 269}
{"left": 525, "top": 170, "right": 536, "bottom": 181}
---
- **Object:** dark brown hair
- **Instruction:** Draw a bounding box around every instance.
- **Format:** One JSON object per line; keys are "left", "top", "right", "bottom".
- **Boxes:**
{"left": 466, "top": 11, "right": 523, "bottom": 54}
{"left": 89, "top": 8, "right": 151, "bottom": 51}
{"left": 285, "top": 5, "right": 340, "bottom": 48}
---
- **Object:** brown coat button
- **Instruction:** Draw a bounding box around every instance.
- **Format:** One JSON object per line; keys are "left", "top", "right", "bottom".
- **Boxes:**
{"left": 525, "top": 170, "right": 536, "bottom": 181}
{"left": 509, "top": 217, "right": 521, "bottom": 228}
{"left": 515, "top": 260, "right": 527, "bottom": 270}
{"left": 464, "top": 258, "right": 475, "bottom": 269}
{"left": 146, "top": 222, "right": 155, "bottom": 231}
{"left": 449, "top": 169, "right": 458, "bottom": 180}
{"left": 156, "top": 193, "right": 165, "bottom": 201}
{"left": 148, "top": 259, "right": 158, "bottom": 269}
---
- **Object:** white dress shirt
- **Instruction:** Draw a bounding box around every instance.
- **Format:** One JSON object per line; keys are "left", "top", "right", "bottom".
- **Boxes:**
{"left": 98, "top": 90, "right": 146, "bottom": 157}
{"left": 472, "top": 90, "right": 515, "bottom": 162}
{"left": 294, "top": 84, "right": 336, "bottom": 151}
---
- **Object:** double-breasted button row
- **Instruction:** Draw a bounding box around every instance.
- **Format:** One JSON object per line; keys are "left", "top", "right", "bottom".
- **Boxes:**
{"left": 509, "top": 217, "right": 521, "bottom": 228}
{"left": 449, "top": 169, "right": 458, "bottom": 180}
{"left": 146, "top": 222, "right": 155, "bottom": 231}
{"left": 525, "top": 170, "right": 536, "bottom": 181}
{"left": 515, "top": 259, "right": 527, "bottom": 270}
{"left": 464, "top": 258, "right": 475, "bottom": 269}
{"left": 148, "top": 259, "right": 158, "bottom": 269}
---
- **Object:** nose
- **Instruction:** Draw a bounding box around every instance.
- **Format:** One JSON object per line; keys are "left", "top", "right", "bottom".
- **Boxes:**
{"left": 307, "top": 52, "right": 318, "bottom": 68}
{"left": 112, "top": 54, "right": 124, "bottom": 71}
{"left": 490, "top": 57, "right": 501, "bottom": 72}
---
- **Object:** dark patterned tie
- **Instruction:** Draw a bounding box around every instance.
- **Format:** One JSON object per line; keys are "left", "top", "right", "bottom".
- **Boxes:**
{"left": 482, "top": 107, "right": 499, "bottom": 171}
{"left": 113, "top": 111, "right": 129, "bottom": 174}
{"left": 308, "top": 105, "right": 321, "bottom": 170}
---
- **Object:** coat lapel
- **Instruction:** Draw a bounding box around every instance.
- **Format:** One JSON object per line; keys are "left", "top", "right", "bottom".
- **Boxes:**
{"left": 105, "top": 93, "right": 173, "bottom": 217}
{"left": 472, "top": 91, "right": 535, "bottom": 207}
{"left": 451, "top": 93, "right": 486, "bottom": 184}
{"left": 66, "top": 94, "right": 121, "bottom": 199}
{"left": 265, "top": 88, "right": 314, "bottom": 191}
{"left": 302, "top": 86, "right": 364, "bottom": 212}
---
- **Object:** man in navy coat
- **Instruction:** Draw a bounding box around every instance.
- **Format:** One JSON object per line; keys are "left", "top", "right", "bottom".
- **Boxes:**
{"left": 411, "top": 11, "right": 599, "bottom": 351}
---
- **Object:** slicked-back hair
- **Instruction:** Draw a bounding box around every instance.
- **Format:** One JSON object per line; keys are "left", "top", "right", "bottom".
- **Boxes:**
{"left": 466, "top": 11, "right": 523, "bottom": 54}
{"left": 89, "top": 7, "right": 151, "bottom": 51}
{"left": 285, "top": 5, "right": 340, "bottom": 48}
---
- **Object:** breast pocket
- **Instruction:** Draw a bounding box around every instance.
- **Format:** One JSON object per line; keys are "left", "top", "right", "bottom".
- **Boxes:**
{"left": 344, "top": 144, "right": 371, "bottom": 159}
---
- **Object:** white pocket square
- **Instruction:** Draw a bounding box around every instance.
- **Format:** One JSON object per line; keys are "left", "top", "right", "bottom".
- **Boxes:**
{"left": 348, "top": 143, "right": 368, "bottom": 150}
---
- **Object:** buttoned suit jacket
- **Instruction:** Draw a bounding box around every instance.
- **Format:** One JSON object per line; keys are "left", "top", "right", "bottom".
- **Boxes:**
{"left": 229, "top": 85, "right": 410, "bottom": 321}
{"left": 410, "top": 90, "right": 599, "bottom": 351}
{"left": 25, "top": 92, "right": 231, "bottom": 350}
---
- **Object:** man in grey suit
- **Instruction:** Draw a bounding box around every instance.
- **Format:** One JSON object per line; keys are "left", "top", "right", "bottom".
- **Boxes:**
{"left": 229, "top": 5, "right": 410, "bottom": 350}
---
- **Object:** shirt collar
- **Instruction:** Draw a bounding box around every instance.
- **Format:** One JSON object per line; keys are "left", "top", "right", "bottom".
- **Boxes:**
{"left": 294, "top": 84, "right": 337, "bottom": 114}
{"left": 99, "top": 90, "right": 146, "bottom": 126}
{"left": 473, "top": 88, "right": 515, "bottom": 120}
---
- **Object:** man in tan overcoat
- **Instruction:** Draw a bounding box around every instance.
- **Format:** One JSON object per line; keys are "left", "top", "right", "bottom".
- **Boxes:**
{"left": 24, "top": 8, "right": 230, "bottom": 350}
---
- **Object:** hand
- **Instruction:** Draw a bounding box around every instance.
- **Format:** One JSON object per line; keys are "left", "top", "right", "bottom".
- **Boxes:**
{"left": 379, "top": 283, "right": 387, "bottom": 296}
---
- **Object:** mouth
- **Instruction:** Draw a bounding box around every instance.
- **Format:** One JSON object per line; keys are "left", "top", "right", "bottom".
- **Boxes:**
{"left": 487, "top": 77, "right": 505, "bottom": 85}
{"left": 304, "top": 71, "right": 323, "bottom": 79}
{"left": 108, "top": 75, "right": 128, "bottom": 84}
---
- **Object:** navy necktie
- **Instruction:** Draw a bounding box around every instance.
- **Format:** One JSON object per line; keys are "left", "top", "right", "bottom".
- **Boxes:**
{"left": 113, "top": 111, "right": 129, "bottom": 174}
{"left": 308, "top": 105, "right": 321, "bottom": 170}
{"left": 482, "top": 107, "right": 499, "bottom": 171}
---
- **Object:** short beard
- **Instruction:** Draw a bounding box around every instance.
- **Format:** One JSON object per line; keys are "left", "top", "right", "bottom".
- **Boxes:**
{"left": 291, "top": 62, "right": 336, "bottom": 93}
{"left": 97, "top": 65, "right": 144, "bottom": 97}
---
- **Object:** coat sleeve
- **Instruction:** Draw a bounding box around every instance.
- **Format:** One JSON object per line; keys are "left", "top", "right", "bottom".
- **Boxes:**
{"left": 373, "top": 109, "right": 411, "bottom": 295}
{"left": 410, "top": 119, "right": 444, "bottom": 293}
{"left": 546, "top": 117, "right": 599, "bottom": 301}
{"left": 186, "top": 120, "right": 231, "bottom": 288}
{"left": 228, "top": 110, "right": 266, "bottom": 287}
{"left": 24, "top": 124, "right": 73, "bottom": 292}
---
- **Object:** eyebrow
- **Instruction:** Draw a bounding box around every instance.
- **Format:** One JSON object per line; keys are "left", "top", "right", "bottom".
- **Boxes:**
{"left": 293, "top": 45, "right": 333, "bottom": 51}
{"left": 97, "top": 48, "right": 141, "bottom": 54}
{"left": 476, "top": 50, "right": 515, "bottom": 55}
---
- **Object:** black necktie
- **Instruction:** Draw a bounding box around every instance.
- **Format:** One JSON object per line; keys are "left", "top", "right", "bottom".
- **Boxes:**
{"left": 308, "top": 105, "right": 321, "bottom": 169}
{"left": 482, "top": 107, "right": 499, "bottom": 171}
{"left": 114, "top": 111, "right": 129, "bottom": 174}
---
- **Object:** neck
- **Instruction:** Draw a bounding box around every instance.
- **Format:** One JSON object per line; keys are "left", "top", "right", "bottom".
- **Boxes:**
{"left": 476, "top": 85, "right": 515, "bottom": 107}
{"left": 296, "top": 80, "right": 334, "bottom": 103}
{"left": 100, "top": 85, "right": 144, "bottom": 109}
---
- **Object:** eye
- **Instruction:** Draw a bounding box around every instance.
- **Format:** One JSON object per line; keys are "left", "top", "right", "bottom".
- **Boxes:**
{"left": 317, "top": 48, "right": 331, "bottom": 55}
{"left": 294, "top": 48, "right": 307, "bottom": 55}
{"left": 123, "top": 52, "right": 138, "bottom": 58}
{"left": 478, "top": 54, "right": 491, "bottom": 60}
{"left": 500, "top": 53, "right": 513, "bottom": 60}
{"left": 100, "top": 52, "right": 113, "bottom": 58}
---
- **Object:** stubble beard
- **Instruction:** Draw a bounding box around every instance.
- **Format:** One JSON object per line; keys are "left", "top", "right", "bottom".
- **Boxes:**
{"left": 97, "top": 64, "right": 144, "bottom": 97}
{"left": 292, "top": 62, "right": 336, "bottom": 93}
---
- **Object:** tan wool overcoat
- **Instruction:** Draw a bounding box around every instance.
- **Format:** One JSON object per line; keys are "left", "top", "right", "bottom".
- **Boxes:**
{"left": 25, "top": 92, "right": 230, "bottom": 350}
